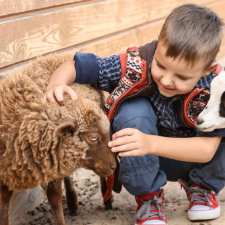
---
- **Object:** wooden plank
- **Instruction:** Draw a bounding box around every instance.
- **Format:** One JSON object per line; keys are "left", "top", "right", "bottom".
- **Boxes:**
{"left": 1, "top": 16, "right": 225, "bottom": 77}
{"left": 0, "top": 20, "right": 161, "bottom": 77}
{"left": 0, "top": 0, "right": 218, "bottom": 68}
{"left": 71, "top": 20, "right": 225, "bottom": 60}
{"left": 0, "top": 0, "right": 86, "bottom": 17}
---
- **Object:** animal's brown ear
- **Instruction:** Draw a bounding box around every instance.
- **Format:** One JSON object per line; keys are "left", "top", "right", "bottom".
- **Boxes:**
{"left": 0, "top": 139, "right": 6, "bottom": 156}
{"left": 55, "top": 120, "right": 77, "bottom": 136}
{"left": 0, "top": 125, "right": 8, "bottom": 157}
{"left": 85, "top": 109, "right": 100, "bottom": 125}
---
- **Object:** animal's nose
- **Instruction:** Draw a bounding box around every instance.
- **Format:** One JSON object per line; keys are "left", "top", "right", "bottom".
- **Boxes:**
{"left": 196, "top": 118, "right": 204, "bottom": 125}
{"left": 111, "top": 163, "right": 116, "bottom": 171}
{"left": 110, "top": 158, "right": 117, "bottom": 172}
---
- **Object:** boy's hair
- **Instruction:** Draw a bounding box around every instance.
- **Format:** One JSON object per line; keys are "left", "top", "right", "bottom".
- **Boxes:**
{"left": 159, "top": 4, "right": 224, "bottom": 69}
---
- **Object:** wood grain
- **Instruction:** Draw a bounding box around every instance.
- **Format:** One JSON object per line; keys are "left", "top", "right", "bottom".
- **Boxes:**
{"left": 0, "top": 0, "right": 86, "bottom": 17}
{"left": 1, "top": 16, "right": 225, "bottom": 77}
{"left": 0, "top": 0, "right": 220, "bottom": 68}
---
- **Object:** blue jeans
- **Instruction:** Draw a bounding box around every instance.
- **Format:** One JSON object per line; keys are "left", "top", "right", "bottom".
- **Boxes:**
{"left": 112, "top": 97, "right": 225, "bottom": 196}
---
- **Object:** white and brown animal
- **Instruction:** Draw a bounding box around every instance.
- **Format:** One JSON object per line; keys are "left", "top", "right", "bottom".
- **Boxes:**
{"left": 197, "top": 69, "right": 225, "bottom": 131}
{"left": 0, "top": 54, "right": 116, "bottom": 225}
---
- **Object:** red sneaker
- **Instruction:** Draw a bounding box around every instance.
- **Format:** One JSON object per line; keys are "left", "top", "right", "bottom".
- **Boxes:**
{"left": 135, "top": 190, "right": 167, "bottom": 225}
{"left": 180, "top": 180, "right": 220, "bottom": 221}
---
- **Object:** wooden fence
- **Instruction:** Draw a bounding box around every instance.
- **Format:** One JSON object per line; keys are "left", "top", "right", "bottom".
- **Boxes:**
{"left": 1, "top": 0, "right": 225, "bottom": 75}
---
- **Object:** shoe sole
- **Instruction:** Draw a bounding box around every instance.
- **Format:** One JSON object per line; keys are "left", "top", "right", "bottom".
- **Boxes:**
{"left": 188, "top": 207, "right": 220, "bottom": 221}
{"left": 134, "top": 221, "right": 167, "bottom": 225}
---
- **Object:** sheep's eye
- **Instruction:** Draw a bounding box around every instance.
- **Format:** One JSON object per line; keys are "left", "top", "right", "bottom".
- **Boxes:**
{"left": 79, "top": 131, "right": 101, "bottom": 144}
{"left": 90, "top": 136, "right": 98, "bottom": 141}
{"left": 87, "top": 134, "right": 100, "bottom": 143}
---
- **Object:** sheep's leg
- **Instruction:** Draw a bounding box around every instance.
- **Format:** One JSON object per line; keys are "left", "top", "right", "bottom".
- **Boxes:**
{"left": 100, "top": 158, "right": 121, "bottom": 210}
{"left": 64, "top": 176, "right": 78, "bottom": 216}
{"left": 100, "top": 177, "right": 113, "bottom": 210}
{"left": 46, "top": 180, "right": 66, "bottom": 225}
{"left": 0, "top": 183, "right": 13, "bottom": 225}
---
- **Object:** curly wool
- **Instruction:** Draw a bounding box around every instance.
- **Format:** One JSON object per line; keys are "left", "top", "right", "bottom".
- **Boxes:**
{"left": 24, "top": 53, "right": 104, "bottom": 105}
{"left": 0, "top": 54, "right": 113, "bottom": 191}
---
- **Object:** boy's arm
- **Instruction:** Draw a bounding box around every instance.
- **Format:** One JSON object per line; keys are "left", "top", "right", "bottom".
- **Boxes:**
{"left": 48, "top": 60, "right": 76, "bottom": 88}
{"left": 46, "top": 60, "right": 77, "bottom": 103}
{"left": 109, "top": 128, "right": 221, "bottom": 163}
{"left": 152, "top": 135, "right": 221, "bottom": 163}
{"left": 46, "top": 53, "right": 121, "bottom": 103}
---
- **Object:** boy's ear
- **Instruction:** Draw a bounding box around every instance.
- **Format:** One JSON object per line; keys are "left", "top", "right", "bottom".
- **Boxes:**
{"left": 204, "top": 63, "right": 218, "bottom": 75}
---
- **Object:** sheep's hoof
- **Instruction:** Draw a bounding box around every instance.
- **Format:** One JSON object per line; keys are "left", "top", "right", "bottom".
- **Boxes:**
{"left": 104, "top": 200, "right": 113, "bottom": 210}
{"left": 66, "top": 192, "right": 78, "bottom": 216}
{"left": 64, "top": 177, "right": 78, "bottom": 216}
{"left": 68, "top": 207, "right": 77, "bottom": 216}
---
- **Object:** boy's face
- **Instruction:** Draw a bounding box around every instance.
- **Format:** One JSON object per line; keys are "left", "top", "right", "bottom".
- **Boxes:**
{"left": 151, "top": 42, "right": 209, "bottom": 97}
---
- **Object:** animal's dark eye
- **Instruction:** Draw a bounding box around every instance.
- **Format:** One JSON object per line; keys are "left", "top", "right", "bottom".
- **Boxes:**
{"left": 87, "top": 134, "right": 100, "bottom": 144}
{"left": 89, "top": 136, "right": 99, "bottom": 143}
{"left": 220, "top": 92, "right": 225, "bottom": 117}
{"left": 78, "top": 131, "right": 101, "bottom": 144}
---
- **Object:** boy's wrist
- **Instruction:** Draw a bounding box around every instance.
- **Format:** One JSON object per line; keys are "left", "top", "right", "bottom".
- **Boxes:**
{"left": 151, "top": 135, "right": 160, "bottom": 156}
{"left": 144, "top": 134, "right": 159, "bottom": 156}
{"left": 49, "top": 61, "right": 76, "bottom": 88}
{"left": 47, "top": 82, "right": 63, "bottom": 91}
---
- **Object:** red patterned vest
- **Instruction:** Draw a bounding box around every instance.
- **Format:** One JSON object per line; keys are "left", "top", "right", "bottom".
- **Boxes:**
{"left": 104, "top": 41, "right": 222, "bottom": 128}
{"left": 104, "top": 42, "right": 157, "bottom": 122}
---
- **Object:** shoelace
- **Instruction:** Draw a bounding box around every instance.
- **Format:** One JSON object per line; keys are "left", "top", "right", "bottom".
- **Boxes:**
{"left": 136, "top": 196, "right": 164, "bottom": 221}
{"left": 179, "top": 179, "right": 211, "bottom": 207}
{"left": 188, "top": 186, "right": 211, "bottom": 207}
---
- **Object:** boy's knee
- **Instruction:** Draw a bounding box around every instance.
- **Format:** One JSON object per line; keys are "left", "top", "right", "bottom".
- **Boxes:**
{"left": 112, "top": 97, "right": 158, "bottom": 134}
{"left": 118, "top": 155, "right": 160, "bottom": 194}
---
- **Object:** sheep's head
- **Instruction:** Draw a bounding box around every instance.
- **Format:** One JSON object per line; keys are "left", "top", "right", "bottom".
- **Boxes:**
{"left": 197, "top": 70, "right": 225, "bottom": 132}
{"left": 61, "top": 98, "right": 117, "bottom": 177}
{"left": 17, "top": 98, "right": 116, "bottom": 185}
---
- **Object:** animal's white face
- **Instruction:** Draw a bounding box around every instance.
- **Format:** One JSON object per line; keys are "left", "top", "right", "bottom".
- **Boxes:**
{"left": 197, "top": 70, "right": 225, "bottom": 132}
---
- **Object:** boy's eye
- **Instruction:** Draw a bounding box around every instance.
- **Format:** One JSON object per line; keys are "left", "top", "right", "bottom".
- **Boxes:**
{"left": 157, "top": 62, "right": 166, "bottom": 70}
{"left": 176, "top": 75, "right": 190, "bottom": 81}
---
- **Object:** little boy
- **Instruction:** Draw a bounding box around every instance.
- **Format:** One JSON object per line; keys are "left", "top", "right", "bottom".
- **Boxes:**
{"left": 46, "top": 4, "right": 225, "bottom": 225}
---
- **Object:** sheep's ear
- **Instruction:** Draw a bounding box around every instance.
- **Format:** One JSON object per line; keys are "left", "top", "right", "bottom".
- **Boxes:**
{"left": 55, "top": 120, "right": 77, "bottom": 136}
{"left": 0, "top": 125, "right": 8, "bottom": 143}
{"left": 0, "top": 138, "right": 6, "bottom": 160}
{"left": 0, "top": 125, "right": 10, "bottom": 159}
{"left": 85, "top": 109, "right": 100, "bottom": 125}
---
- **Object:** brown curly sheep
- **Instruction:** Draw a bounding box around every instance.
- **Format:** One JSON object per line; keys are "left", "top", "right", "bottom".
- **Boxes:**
{"left": 0, "top": 55, "right": 116, "bottom": 225}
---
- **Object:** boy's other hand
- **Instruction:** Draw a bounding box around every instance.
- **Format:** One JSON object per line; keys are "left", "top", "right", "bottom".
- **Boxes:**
{"left": 108, "top": 128, "right": 156, "bottom": 157}
{"left": 45, "top": 85, "right": 77, "bottom": 104}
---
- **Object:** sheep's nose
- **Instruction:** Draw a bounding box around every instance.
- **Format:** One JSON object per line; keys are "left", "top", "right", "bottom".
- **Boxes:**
{"left": 196, "top": 118, "right": 204, "bottom": 125}
{"left": 111, "top": 164, "right": 116, "bottom": 171}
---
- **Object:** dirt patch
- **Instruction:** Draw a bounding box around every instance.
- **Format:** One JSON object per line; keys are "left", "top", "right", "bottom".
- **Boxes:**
{"left": 10, "top": 168, "right": 225, "bottom": 225}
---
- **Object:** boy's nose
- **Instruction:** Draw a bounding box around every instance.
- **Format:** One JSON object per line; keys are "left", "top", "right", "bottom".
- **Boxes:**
{"left": 160, "top": 75, "right": 173, "bottom": 87}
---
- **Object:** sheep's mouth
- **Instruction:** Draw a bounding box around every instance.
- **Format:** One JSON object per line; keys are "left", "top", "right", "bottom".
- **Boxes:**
{"left": 94, "top": 167, "right": 115, "bottom": 177}
{"left": 83, "top": 162, "right": 114, "bottom": 177}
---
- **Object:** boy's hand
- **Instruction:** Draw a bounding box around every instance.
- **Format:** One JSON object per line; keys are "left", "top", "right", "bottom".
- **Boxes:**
{"left": 108, "top": 128, "right": 156, "bottom": 157}
{"left": 45, "top": 85, "right": 77, "bottom": 104}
